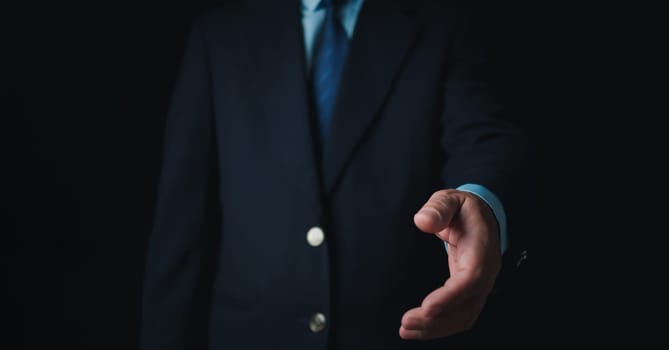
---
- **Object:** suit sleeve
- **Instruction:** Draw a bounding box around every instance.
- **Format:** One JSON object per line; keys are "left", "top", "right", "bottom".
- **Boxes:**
{"left": 440, "top": 5, "right": 532, "bottom": 254}
{"left": 140, "top": 18, "right": 220, "bottom": 350}
{"left": 442, "top": 5, "right": 528, "bottom": 209}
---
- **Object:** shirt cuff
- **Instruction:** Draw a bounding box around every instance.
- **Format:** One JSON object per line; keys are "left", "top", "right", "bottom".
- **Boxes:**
{"left": 443, "top": 184, "right": 508, "bottom": 254}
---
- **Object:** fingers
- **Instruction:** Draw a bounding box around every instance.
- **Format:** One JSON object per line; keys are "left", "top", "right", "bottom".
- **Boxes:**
{"left": 399, "top": 298, "right": 483, "bottom": 340}
{"left": 399, "top": 273, "right": 486, "bottom": 340}
{"left": 421, "top": 273, "right": 479, "bottom": 317}
{"left": 400, "top": 307, "right": 430, "bottom": 330}
{"left": 414, "top": 190, "right": 465, "bottom": 238}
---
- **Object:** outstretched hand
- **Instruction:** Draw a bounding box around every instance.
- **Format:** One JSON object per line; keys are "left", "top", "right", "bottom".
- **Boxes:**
{"left": 399, "top": 189, "right": 502, "bottom": 340}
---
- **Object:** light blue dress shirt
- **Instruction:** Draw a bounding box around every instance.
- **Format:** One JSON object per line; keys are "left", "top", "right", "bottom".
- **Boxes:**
{"left": 301, "top": 0, "right": 508, "bottom": 253}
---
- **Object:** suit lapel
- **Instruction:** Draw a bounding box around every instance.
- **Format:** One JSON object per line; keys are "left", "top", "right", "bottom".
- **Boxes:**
{"left": 246, "top": 0, "right": 324, "bottom": 206}
{"left": 322, "top": 0, "right": 420, "bottom": 194}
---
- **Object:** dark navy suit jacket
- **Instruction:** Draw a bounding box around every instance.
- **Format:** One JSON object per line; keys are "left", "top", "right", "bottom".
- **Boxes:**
{"left": 140, "top": 0, "right": 530, "bottom": 349}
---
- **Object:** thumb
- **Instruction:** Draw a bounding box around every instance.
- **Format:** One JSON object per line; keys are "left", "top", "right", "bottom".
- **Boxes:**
{"left": 414, "top": 190, "right": 465, "bottom": 236}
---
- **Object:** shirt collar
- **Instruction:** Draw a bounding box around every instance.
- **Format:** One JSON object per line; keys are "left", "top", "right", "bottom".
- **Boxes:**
{"left": 303, "top": 0, "right": 354, "bottom": 12}
{"left": 302, "top": 0, "right": 321, "bottom": 12}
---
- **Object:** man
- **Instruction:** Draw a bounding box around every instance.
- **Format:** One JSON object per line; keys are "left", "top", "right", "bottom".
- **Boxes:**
{"left": 140, "top": 0, "right": 531, "bottom": 349}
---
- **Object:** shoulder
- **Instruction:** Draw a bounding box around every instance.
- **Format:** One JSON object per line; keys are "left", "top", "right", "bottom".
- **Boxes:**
{"left": 192, "top": 0, "right": 250, "bottom": 36}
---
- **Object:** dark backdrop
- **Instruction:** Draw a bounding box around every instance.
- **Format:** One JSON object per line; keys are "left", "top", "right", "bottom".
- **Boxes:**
{"left": 4, "top": 1, "right": 546, "bottom": 349}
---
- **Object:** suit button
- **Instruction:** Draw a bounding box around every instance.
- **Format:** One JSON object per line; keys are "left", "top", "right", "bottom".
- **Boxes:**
{"left": 306, "top": 226, "right": 325, "bottom": 247}
{"left": 309, "top": 312, "right": 326, "bottom": 332}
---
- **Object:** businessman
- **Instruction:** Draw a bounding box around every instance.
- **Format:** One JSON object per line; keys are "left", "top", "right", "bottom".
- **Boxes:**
{"left": 140, "top": 0, "right": 531, "bottom": 349}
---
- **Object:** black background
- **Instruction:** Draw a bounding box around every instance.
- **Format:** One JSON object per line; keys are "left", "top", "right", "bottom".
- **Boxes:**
{"left": 5, "top": 0, "right": 548, "bottom": 349}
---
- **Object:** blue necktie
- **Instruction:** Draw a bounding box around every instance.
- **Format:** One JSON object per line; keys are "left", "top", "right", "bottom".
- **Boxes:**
{"left": 311, "top": 0, "right": 349, "bottom": 142}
